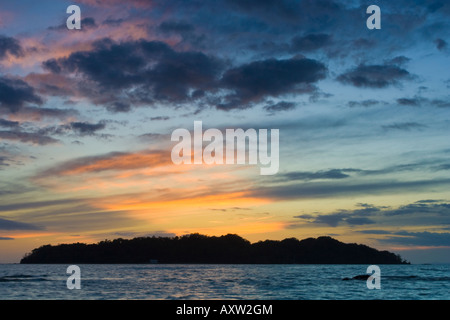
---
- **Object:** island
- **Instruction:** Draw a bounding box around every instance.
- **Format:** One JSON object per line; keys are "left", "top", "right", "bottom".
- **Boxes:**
{"left": 20, "top": 233, "right": 409, "bottom": 264}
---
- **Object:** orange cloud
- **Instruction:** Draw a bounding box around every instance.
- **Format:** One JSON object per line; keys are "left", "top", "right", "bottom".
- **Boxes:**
{"left": 95, "top": 190, "right": 270, "bottom": 213}
{"left": 36, "top": 149, "right": 172, "bottom": 178}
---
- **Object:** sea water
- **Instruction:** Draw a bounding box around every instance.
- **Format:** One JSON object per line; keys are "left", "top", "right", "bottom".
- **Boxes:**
{"left": 0, "top": 264, "right": 449, "bottom": 300}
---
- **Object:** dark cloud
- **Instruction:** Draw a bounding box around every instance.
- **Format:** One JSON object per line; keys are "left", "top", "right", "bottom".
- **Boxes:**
{"left": 430, "top": 99, "right": 450, "bottom": 108}
{"left": 249, "top": 178, "right": 450, "bottom": 201}
{"left": 294, "top": 200, "right": 450, "bottom": 229}
{"left": 397, "top": 97, "right": 422, "bottom": 106}
{"left": 394, "top": 96, "right": 450, "bottom": 108}
{"left": 384, "top": 56, "right": 411, "bottom": 66}
{"left": 17, "top": 106, "right": 78, "bottom": 121}
{"left": 347, "top": 99, "right": 383, "bottom": 108}
{"left": 76, "top": 0, "right": 153, "bottom": 7}
{"left": 290, "top": 33, "right": 332, "bottom": 52}
{"left": 0, "top": 156, "right": 11, "bottom": 168}
{"left": 225, "top": 0, "right": 301, "bottom": 22}
{"left": 0, "top": 77, "right": 43, "bottom": 113}
{"left": 0, "top": 35, "right": 23, "bottom": 60}
{"left": 263, "top": 101, "right": 297, "bottom": 114}
{"left": 435, "top": 38, "right": 448, "bottom": 51}
{"left": 70, "top": 122, "right": 106, "bottom": 136}
{"left": 37, "top": 121, "right": 107, "bottom": 138}
{"left": 42, "top": 59, "right": 62, "bottom": 74}
{"left": 351, "top": 38, "right": 377, "bottom": 49}
{"left": 0, "top": 131, "right": 59, "bottom": 145}
{"left": 294, "top": 203, "right": 379, "bottom": 227}
{"left": 102, "top": 18, "right": 125, "bottom": 26}
{"left": 0, "top": 217, "right": 42, "bottom": 230}
{"left": 275, "top": 169, "right": 353, "bottom": 182}
{"left": 0, "top": 119, "right": 20, "bottom": 128}
{"left": 378, "top": 231, "right": 450, "bottom": 247}
{"left": 219, "top": 57, "right": 326, "bottom": 109}
{"left": 381, "top": 200, "right": 450, "bottom": 217}
{"left": 337, "top": 64, "right": 411, "bottom": 88}
{"left": 106, "top": 101, "right": 131, "bottom": 113}
{"left": 42, "top": 39, "right": 327, "bottom": 111}
{"left": 150, "top": 116, "right": 170, "bottom": 121}
{"left": 225, "top": 0, "right": 344, "bottom": 29}
{"left": 80, "top": 17, "right": 98, "bottom": 29}
{"left": 0, "top": 236, "right": 14, "bottom": 240}
{"left": 158, "top": 21, "right": 195, "bottom": 34}
{"left": 382, "top": 122, "right": 427, "bottom": 131}
{"left": 43, "top": 38, "right": 223, "bottom": 107}
{"left": 48, "top": 17, "right": 98, "bottom": 31}
{"left": 357, "top": 229, "right": 392, "bottom": 235}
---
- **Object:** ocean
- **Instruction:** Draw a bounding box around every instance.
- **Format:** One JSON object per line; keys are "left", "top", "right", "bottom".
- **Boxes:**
{"left": 0, "top": 264, "right": 449, "bottom": 300}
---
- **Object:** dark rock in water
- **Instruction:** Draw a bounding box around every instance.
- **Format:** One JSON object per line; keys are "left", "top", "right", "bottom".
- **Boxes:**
{"left": 342, "top": 274, "right": 371, "bottom": 281}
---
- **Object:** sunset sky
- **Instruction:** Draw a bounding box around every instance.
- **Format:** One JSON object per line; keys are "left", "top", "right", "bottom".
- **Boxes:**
{"left": 1, "top": 0, "right": 450, "bottom": 263}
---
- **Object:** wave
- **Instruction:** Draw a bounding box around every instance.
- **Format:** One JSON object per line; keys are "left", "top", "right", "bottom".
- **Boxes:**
{"left": 0, "top": 274, "right": 49, "bottom": 282}
{"left": 344, "top": 274, "right": 450, "bottom": 282}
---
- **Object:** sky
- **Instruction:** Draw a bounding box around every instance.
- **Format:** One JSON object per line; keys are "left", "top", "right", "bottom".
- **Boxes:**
{"left": 0, "top": 0, "right": 450, "bottom": 263}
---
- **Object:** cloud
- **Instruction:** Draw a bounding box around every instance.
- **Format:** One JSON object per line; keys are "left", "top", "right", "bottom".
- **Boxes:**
{"left": 381, "top": 200, "right": 450, "bottom": 217}
{"left": 0, "top": 156, "right": 11, "bottom": 168}
{"left": 378, "top": 231, "right": 450, "bottom": 247}
{"left": 42, "top": 38, "right": 223, "bottom": 108}
{"left": 24, "top": 72, "right": 76, "bottom": 98}
{"left": 106, "top": 101, "right": 131, "bottom": 113}
{"left": 0, "top": 217, "right": 42, "bottom": 230}
{"left": 0, "top": 236, "right": 14, "bottom": 240}
{"left": 263, "top": 101, "right": 297, "bottom": 114}
{"left": 15, "top": 106, "right": 78, "bottom": 121}
{"left": 35, "top": 121, "right": 108, "bottom": 139}
{"left": 35, "top": 149, "right": 171, "bottom": 178}
{"left": 0, "top": 198, "right": 86, "bottom": 212}
{"left": 294, "top": 203, "right": 379, "bottom": 227}
{"left": 430, "top": 99, "right": 450, "bottom": 108}
{"left": 275, "top": 169, "right": 353, "bottom": 182}
{"left": 102, "top": 18, "right": 125, "bottom": 27}
{"left": 48, "top": 17, "right": 98, "bottom": 32}
{"left": 337, "top": 63, "right": 411, "bottom": 88}
{"left": 40, "top": 38, "right": 327, "bottom": 111}
{"left": 435, "top": 38, "right": 448, "bottom": 51}
{"left": 150, "top": 116, "right": 170, "bottom": 121}
{"left": 0, "top": 131, "right": 59, "bottom": 145}
{"left": 75, "top": 0, "right": 153, "bottom": 7}
{"left": 394, "top": 96, "right": 450, "bottom": 108}
{"left": 0, "top": 35, "right": 23, "bottom": 60}
{"left": 218, "top": 57, "right": 326, "bottom": 109}
{"left": 294, "top": 200, "right": 450, "bottom": 230}
{"left": 347, "top": 99, "right": 384, "bottom": 108}
{"left": 0, "top": 119, "right": 105, "bottom": 146}
{"left": 249, "top": 178, "right": 450, "bottom": 201}
{"left": 396, "top": 97, "right": 422, "bottom": 106}
{"left": 0, "top": 119, "right": 20, "bottom": 128}
{"left": 0, "top": 77, "right": 43, "bottom": 113}
{"left": 69, "top": 122, "right": 106, "bottom": 136}
{"left": 382, "top": 122, "right": 427, "bottom": 131}
{"left": 290, "top": 33, "right": 332, "bottom": 52}
{"left": 158, "top": 21, "right": 195, "bottom": 34}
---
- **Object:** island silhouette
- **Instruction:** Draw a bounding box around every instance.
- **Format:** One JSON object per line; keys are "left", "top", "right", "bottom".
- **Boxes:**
{"left": 20, "top": 233, "right": 409, "bottom": 264}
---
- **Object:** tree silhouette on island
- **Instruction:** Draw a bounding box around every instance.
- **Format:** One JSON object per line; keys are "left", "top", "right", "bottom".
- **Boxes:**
{"left": 20, "top": 233, "right": 409, "bottom": 264}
